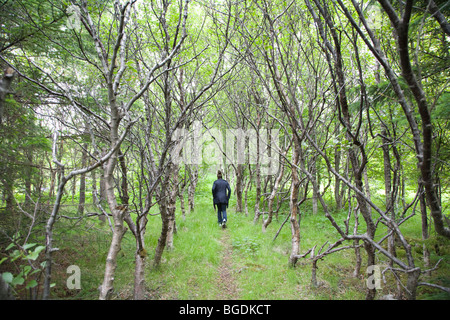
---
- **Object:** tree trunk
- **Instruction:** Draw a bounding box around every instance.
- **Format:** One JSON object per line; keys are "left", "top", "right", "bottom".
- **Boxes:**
{"left": 381, "top": 127, "right": 396, "bottom": 267}
{"left": 24, "top": 151, "right": 33, "bottom": 207}
{"left": 0, "top": 67, "right": 15, "bottom": 125}
{"left": 405, "top": 268, "right": 421, "bottom": 300}
{"left": 99, "top": 144, "right": 127, "bottom": 300}
{"left": 154, "top": 201, "right": 169, "bottom": 268}
{"left": 235, "top": 164, "right": 244, "bottom": 213}
{"left": 420, "top": 188, "right": 431, "bottom": 274}
{"left": 253, "top": 131, "right": 262, "bottom": 223}
{"left": 288, "top": 138, "right": 301, "bottom": 267}
{"left": 166, "top": 165, "right": 178, "bottom": 250}
{"left": 179, "top": 177, "right": 186, "bottom": 221}
{"left": 99, "top": 101, "right": 126, "bottom": 299}
{"left": 99, "top": 150, "right": 107, "bottom": 202}
{"left": 154, "top": 167, "right": 172, "bottom": 267}
{"left": 98, "top": 207, "right": 127, "bottom": 300}
{"left": 91, "top": 168, "right": 97, "bottom": 205}
{"left": 133, "top": 251, "right": 146, "bottom": 300}
{"left": 334, "top": 125, "right": 343, "bottom": 210}
{"left": 187, "top": 164, "right": 198, "bottom": 213}
{"left": 311, "top": 259, "right": 318, "bottom": 288}
{"left": 78, "top": 143, "right": 88, "bottom": 215}
{"left": 351, "top": 196, "right": 362, "bottom": 277}
{"left": 43, "top": 175, "right": 67, "bottom": 300}
{"left": 263, "top": 158, "right": 284, "bottom": 232}
{"left": 334, "top": 148, "right": 342, "bottom": 210}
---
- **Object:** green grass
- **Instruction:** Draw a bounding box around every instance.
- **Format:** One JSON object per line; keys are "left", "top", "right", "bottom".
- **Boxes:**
{"left": 41, "top": 173, "right": 449, "bottom": 300}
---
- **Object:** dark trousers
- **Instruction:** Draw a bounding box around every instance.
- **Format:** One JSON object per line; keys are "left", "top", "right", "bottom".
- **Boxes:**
{"left": 216, "top": 203, "right": 227, "bottom": 224}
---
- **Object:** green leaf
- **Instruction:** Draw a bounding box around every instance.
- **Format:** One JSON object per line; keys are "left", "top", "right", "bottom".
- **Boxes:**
{"left": 2, "top": 272, "right": 13, "bottom": 284}
{"left": 5, "top": 243, "right": 15, "bottom": 250}
{"left": 23, "top": 265, "right": 32, "bottom": 276}
{"left": 29, "top": 269, "right": 41, "bottom": 276}
{"left": 23, "top": 243, "right": 37, "bottom": 250}
{"left": 10, "top": 250, "right": 23, "bottom": 262}
{"left": 11, "top": 275, "right": 24, "bottom": 286}
{"left": 27, "top": 246, "right": 45, "bottom": 261}
{"left": 26, "top": 280, "right": 38, "bottom": 289}
{"left": 26, "top": 252, "right": 39, "bottom": 261}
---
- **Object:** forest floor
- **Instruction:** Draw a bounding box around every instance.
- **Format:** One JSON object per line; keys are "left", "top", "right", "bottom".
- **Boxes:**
{"left": 43, "top": 174, "right": 450, "bottom": 300}
{"left": 215, "top": 228, "right": 240, "bottom": 299}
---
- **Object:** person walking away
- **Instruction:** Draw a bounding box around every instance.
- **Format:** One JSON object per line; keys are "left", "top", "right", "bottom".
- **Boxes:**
{"left": 212, "top": 170, "right": 231, "bottom": 228}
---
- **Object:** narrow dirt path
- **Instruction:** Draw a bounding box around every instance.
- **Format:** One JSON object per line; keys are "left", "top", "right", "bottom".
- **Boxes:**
{"left": 215, "top": 228, "right": 240, "bottom": 299}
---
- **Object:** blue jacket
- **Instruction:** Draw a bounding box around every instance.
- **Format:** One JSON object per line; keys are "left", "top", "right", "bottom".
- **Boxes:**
{"left": 212, "top": 178, "right": 231, "bottom": 205}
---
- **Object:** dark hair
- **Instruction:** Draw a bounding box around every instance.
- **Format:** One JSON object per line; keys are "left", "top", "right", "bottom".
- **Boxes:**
{"left": 217, "top": 170, "right": 222, "bottom": 179}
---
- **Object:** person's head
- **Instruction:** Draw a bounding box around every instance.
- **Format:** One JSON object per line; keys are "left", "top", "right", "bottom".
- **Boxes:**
{"left": 217, "top": 170, "right": 222, "bottom": 179}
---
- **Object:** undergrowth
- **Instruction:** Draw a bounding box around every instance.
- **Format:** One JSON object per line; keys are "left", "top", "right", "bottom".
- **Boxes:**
{"left": 12, "top": 173, "right": 449, "bottom": 300}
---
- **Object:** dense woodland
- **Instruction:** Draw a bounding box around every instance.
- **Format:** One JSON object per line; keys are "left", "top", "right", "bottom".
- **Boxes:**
{"left": 0, "top": 0, "right": 449, "bottom": 301}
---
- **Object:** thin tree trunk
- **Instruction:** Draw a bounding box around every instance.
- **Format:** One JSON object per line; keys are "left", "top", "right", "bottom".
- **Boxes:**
{"left": 0, "top": 67, "right": 15, "bottom": 125}
{"left": 98, "top": 206, "right": 127, "bottom": 300}
{"left": 263, "top": 158, "right": 284, "bottom": 232}
{"left": 187, "top": 164, "right": 198, "bottom": 213}
{"left": 78, "top": 143, "right": 88, "bottom": 215}
{"left": 43, "top": 176, "right": 67, "bottom": 300}
{"left": 311, "top": 259, "right": 318, "bottom": 288}
{"left": 91, "top": 168, "right": 97, "bottom": 205}
{"left": 24, "top": 151, "right": 33, "bottom": 207}
{"left": 154, "top": 166, "right": 172, "bottom": 267}
{"left": 253, "top": 130, "right": 262, "bottom": 223}
{"left": 420, "top": 188, "right": 431, "bottom": 274}
{"left": 99, "top": 81, "right": 127, "bottom": 299}
{"left": 381, "top": 126, "right": 396, "bottom": 267}
{"left": 99, "top": 145, "right": 126, "bottom": 300}
{"left": 288, "top": 139, "right": 301, "bottom": 267}
{"left": 166, "top": 164, "right": 178, "bottom": 250}
{"left": 154, "top": 202, "right": 169, "bottom": 268}
{"left": 179, "top": 176, "right": 186, "bottom": 221}
{"left": 235, "top": 164, "right": 244, "bottom": 213}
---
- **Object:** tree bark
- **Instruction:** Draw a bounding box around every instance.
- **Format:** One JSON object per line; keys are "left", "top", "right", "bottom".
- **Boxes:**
{"left": 77, "top": 143, "right": 88, "bottom": 215}
{"left": 43, "top": 175, "right": 67, "bottom": 300}
{"left": 235, "top": 164, "right": 244, "bottom": 213}
{"left": 262, "top": 156, "right": 285, "bottom": 232}
{"left": 427, "top": 0, "right": 450, "bottom": 36}
{"left": 420, "top": 187, "right": 431, "bottom": 273}
{"left": 253, "top": 129, "right": 262, "bottom": 224}
{"left": 381, "top": 126, "right": 397, "bottom": 267}
{"left": 98, "top": 206, "right": 127, "bottom": 300}
{"left": 133, "top": 249, "right": 146, "bottom": 300}
{"left": 0, "top": 67, "right": 15, "bottom": 125}
{"left": 98, "top": 130, "right": 127, "bottom": 300}
{"left": 154, "top": 166, "right": 172, "bottom": 267}
{"left": 166, "top": 164, "right": 178, "bottom": 250}
{"left": 288, "top": 138, "right": 301, "bottom": 267}
{"left": 187, "top": 164, "right": 198, "bottom": 213}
